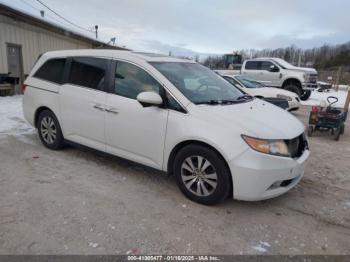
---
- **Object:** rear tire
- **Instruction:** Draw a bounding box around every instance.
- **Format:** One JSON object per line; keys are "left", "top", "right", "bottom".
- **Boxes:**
{"left": 284, "top": 84, "right": 302, "bottom": 98}
{"left": 173, "top": 144, "right": 232, "bottom": 205}
{"left": 300, "top": 90, "right": 312, "bottom": 101}
{"left": 37, "top": 110, "right": 64, "bottom": 150}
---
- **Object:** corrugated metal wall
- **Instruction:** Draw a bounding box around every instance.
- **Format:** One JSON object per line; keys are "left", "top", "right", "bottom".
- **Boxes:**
{"left": 0, "top": 14, "right": 93, "bottom": 75}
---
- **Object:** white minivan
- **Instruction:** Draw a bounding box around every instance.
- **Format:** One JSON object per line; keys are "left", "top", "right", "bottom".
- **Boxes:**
{"left": 23, "top": 50, "right": 310, "bottom": 205}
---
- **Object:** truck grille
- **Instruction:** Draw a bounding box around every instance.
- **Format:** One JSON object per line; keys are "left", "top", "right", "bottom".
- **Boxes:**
{"left": 285, "top": 134, "right": 308, "bottom": 158}
{"left": 309, "top": 74, "right": 318, "bottom": 83}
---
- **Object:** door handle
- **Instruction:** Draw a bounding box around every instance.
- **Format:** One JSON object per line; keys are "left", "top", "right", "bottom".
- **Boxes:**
{"left": 105, "top": 107, "right": 119, "bottom": 114}
{"left": 93, "top": 104, "right": 105, "bottom": 111}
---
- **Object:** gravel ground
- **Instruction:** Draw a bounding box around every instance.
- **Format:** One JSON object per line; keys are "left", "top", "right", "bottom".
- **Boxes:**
{"left": 0, "top": 97, "right": 349, "bottom": 255}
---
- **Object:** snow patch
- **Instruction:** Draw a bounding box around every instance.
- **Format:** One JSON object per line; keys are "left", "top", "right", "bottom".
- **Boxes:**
{"left": 301, "top": 90, "right": 349, "bottom": 108}
{"left": 0, "top": 95, "right": 35, "bottom": 141}
{"left": 89, "top": 242, "right": 99, "bottom": 248}
{"left": 252, "top": 241, "right": 271, "bottom": 253}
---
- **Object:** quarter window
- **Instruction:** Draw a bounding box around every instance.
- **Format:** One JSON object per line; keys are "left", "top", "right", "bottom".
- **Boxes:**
{"left": 165, "top": 92, "right": 186, "bottom": 113}
{"left": 34, "top": 58, "right": 66, "bottom": 84}
{"left": 68, "top": 57, "right": 107, "bottom": 90}
{"left": 114, "top": 61, "right": 161, "bottom": 99}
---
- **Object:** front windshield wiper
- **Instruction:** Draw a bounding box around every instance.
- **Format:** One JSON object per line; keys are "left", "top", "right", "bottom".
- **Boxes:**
{"left": 236, "top": 95, "right": 254, "bottom": 101}
{"left": 196, "top": 99, "right": 239, "bottom": 105}
{"left": 196, "top": 96, "right": 254, "bottom": 105}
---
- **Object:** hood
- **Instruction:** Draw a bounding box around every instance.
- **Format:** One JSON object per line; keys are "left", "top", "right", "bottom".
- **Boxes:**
{"left": 253, "top": 87, "right": 299, "bottom": 98}
{"left": 274, "top": 88, "right": 300, "bottom": 98}
{"left": 192, "top": 99, "right": 305, "bottom": 139}
{"left": 288, "top": 67, "right": 317, "bottom": 74}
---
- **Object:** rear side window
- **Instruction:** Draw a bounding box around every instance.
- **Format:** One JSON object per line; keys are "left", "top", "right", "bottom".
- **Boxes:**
{"left": 34, "top": 58, "right": 66, "bottom": 84}
{"left": 68, "top": 57, "right": 107, "bottom": 90}
{"left": 245, "top": 61, "right": 259, "bottom": 70}
{"left": 114, "top": 61, "right": 161, "bottom": 99}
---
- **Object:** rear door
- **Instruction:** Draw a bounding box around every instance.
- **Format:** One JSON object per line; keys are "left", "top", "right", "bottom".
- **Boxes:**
{"left": 242, "top": 60, "right": 262, "bottom": 81}
{"left": 59, "top": 57, "right": 109, "bottom": 151}
{"left": 105, "top": 60, "right": 169, "bottom": 169}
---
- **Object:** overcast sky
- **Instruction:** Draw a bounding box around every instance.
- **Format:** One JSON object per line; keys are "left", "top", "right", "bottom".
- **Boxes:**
{"left": 2, "top": 0, "right": 350, "bottom": 57}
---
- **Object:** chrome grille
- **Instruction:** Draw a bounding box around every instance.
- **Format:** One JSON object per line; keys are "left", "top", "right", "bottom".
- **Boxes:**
{"left": 308, "top": 74, "right": 318, "bottom": 83}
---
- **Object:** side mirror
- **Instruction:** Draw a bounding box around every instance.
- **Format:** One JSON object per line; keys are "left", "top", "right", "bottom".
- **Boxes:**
{"left": 137, "top": 91, "right": 163, "bottom": 107}
{"left": 269, "top": 65, "right": 279, "bottom": 72}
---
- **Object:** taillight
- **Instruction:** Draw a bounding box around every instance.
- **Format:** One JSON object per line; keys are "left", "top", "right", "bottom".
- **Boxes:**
{"left": 21, "top": 84, "right": 27, "bottom": 93}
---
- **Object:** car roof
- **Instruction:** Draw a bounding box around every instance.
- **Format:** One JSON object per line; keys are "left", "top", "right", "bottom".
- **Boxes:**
{"left": 41, "top": 49, "right": 195, "bottom": 63}
{"left": 246, "top": 57, "right": 279, "bottom": 61}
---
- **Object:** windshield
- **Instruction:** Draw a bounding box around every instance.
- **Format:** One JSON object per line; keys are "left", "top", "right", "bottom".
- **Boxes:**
{"left": 151, "top": 62, "right": 245, "bottom": 104}
{"left": 236, "top": 76, "right": 264, "bottom": 88}
{"left": 272, "top": 58, "right": 295, "bottom": 69}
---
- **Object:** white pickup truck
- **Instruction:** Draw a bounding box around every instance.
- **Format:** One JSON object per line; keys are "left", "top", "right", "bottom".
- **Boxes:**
{"left": 240, "top": 58, "right": 318, "bottom": 101}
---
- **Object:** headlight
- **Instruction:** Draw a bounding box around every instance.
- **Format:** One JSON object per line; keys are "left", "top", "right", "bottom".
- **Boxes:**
{"left": 276, "top": 94, "right": 292, "bottom": 101}
{"left": 303, "top": 73, "right": 309, "bottom": 81}
{"left": 242, "top": 135, "right": 290, "bottom": 157}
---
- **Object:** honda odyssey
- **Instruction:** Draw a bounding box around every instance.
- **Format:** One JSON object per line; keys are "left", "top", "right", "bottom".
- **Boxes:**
{"left": 23, "top": 50, "right": 310, "bottom": 205}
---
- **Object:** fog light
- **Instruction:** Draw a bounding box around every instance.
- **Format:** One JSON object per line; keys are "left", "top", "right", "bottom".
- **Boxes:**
{"left": 269, "top": 181, "right": 282, "bottom": 190}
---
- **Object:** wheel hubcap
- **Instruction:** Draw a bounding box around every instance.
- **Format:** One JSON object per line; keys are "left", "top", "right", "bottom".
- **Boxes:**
{"left": 41, "top": 116, "right": 57, "bottom": 144}
{"left": 181, "top": 156, "right": 217, "bottom": 197}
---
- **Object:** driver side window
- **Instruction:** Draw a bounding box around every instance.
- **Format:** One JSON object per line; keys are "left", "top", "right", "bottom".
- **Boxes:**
{"left": 261, "top": 61, "right": 279, "bottom": 72}
{"left": 114, "top": 61, "right": 161, "bottom": 99}
{"left": 261, "top": 61, "right": 273, "bottom": 71}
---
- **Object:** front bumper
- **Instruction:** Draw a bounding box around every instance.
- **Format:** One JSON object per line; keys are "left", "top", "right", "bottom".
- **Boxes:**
{"left": 287, "top": 99, "right": 300, "bottom": 111}
{"left": 302, "top": 82, "right": 318, "bottom": 90}
{"left": 229, "top": 148, "right": 310, "bottom": 201}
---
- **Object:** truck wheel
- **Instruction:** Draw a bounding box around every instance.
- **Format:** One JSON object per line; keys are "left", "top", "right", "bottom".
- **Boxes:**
{"left": 300, "top": 90, "right": 312, "bottom": 101}
{"left": 284, "top": 84, "right": 302, "bottom": 98}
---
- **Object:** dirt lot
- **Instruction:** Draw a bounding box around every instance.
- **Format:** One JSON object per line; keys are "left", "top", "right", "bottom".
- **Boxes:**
{"left": 0, "top": 102, "right": 349, "bottom": 255}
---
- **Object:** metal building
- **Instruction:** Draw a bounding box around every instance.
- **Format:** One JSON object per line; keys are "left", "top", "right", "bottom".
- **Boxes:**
{"left": 0, "top": 3, "right": 125, "bottom": 91}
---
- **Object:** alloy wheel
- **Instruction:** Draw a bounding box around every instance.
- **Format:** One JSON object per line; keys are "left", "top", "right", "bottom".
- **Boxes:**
{"left": 40, "top": 116, "right": 57, "bottom": 144}
{"left": 181, "top": 155, "right": 218, "bottom": 197}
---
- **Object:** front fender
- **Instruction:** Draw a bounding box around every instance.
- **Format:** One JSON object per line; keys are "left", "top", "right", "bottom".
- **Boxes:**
{"left": 162, "top": 111, "right": 249, "bottom": 172}
{"left": 281, "top": 74, "right": 304, "bottom": 86}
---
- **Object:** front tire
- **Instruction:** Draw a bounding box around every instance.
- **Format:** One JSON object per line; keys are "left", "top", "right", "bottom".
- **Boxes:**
{"left": 300, "top": 90, "right": 312, "bottom": 101}
{"left": 37, "top": 110, "right": 64, "bottom": 150}
{"left": 173, "top": 144, "right": 232, "bottom": 205}
{"left": 284, "top": 84, "right": 302, "bottom": 98}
